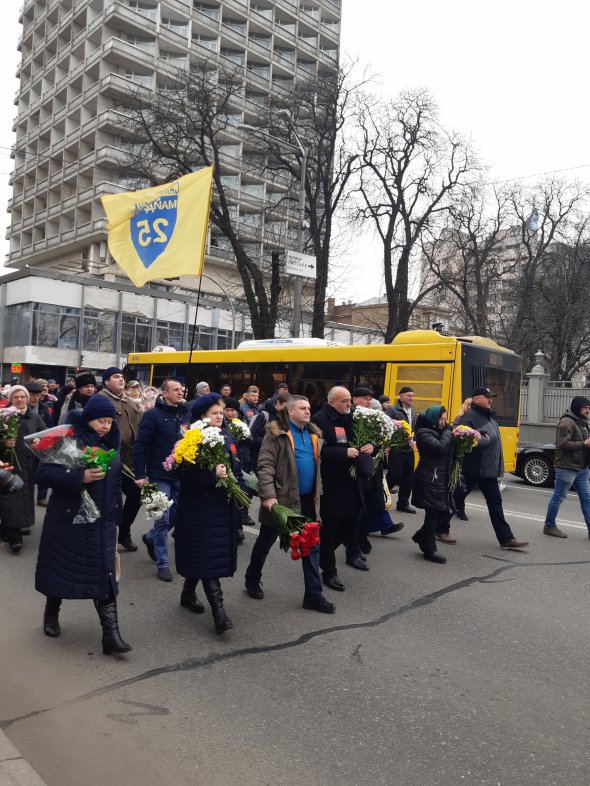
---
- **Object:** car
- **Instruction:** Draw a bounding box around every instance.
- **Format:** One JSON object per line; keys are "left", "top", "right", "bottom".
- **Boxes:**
{"left": 512, "top": 443, "right": 555, "bottom": 487}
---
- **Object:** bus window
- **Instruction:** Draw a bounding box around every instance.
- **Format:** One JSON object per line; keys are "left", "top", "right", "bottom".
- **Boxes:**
{"left": 124, "top": 364, "right": 151, "bottom": 384}
{"left": 351, "top": 363, "right": 386, "bottom": 398}
{"left": 288, "top": 363, "right": 351, "bottom": 412}
{"left": 461, "top": 344, "right": 521, "bottom": 426}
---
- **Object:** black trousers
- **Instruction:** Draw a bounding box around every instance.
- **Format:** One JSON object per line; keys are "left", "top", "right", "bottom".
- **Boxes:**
{"left": 120, "top": 472, "right": 142, "bottom": 540}
{"left": 416, "top": 508, "right": 449, "bottom": 555}
{"left": 454, "top": 476, "right": 514, "bottom": 544}
{"left": 319, "top": 513, "right": 357, "bottom": 579}
{"left": 387, "top": 451, "right": 415, "bottom": 508}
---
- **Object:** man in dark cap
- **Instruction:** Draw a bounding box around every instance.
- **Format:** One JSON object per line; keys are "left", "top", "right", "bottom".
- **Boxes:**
{"left": 454, "top": 386, "right": 529, "bottom": 550}
{"left": 99, "top": 368, "right": 142, "bottom": 552}
{"left": 543, "top": 395, "right": 590, "bottom": 539}
{"left": 133, "top": 378, "right": 190, "bottom": 581}
{"left": 387, "top": 386, "right": 418, "bottom": 514}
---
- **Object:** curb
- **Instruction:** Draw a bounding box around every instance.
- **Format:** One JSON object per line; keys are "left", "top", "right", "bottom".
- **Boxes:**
{"left": 0, "top": 730, "right": 49, "bottom": 786}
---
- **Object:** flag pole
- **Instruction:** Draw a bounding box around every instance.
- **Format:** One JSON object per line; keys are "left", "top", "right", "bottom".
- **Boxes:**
{"left": 184, "top": 275, "right": 204, "bottom": 401}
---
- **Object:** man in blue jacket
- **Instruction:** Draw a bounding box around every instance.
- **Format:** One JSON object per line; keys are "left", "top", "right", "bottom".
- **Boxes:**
{"left": 133, "top": 379, "right": 190, "bottom": 581}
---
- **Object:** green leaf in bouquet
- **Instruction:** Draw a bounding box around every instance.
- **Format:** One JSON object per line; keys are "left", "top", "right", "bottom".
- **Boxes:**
{"left": 271, "top": 503, "right": 307, "bottom": 552}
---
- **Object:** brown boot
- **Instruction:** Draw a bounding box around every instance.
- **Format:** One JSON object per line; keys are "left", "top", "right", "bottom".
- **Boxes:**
{"left": 436, "top": 532, "right": 456, "bottom": 545}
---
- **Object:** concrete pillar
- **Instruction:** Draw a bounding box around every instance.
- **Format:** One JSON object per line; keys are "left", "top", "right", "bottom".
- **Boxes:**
{"left": 526, "top": 350, "right": 548, "bottom": 423}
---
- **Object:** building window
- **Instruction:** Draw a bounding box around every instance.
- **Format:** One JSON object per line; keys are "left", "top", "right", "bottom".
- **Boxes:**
{"left": 121, "top": 314, "right": 152, "bottom": 354}
{"left": 4, "top": 303, "right": 33, "bottom": 346}
{"left": 83, "top": 309, "right": 116, "bottom": 353}
{"left": 31, "top": 303, "right": 80, "bottom": 349}
{"left": 156, "top": 320, "right": 185, "bottom": 350}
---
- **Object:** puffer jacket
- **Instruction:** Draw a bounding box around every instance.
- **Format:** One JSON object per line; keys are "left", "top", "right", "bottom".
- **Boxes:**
{"left": 35, "top": 413, "right": 122, "bottom": 600}
{"left": 133, "top": 396, "right": 190, "bottom": 483}
{"left": 174, "top": 428, "right": 244, "bottom": 579}
{"left": 411, "top": 413, "right": 453, "bottom": 512}
{"left": 554, "top": 410, "right": 590, "bottom": 470}
{"left": 257, "top": 411, "right": 323, "bottom": 529}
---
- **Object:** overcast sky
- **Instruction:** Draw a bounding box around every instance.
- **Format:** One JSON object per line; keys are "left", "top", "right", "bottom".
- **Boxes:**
{"left": 0, "top": 1, "right": 588, "bottom": 300}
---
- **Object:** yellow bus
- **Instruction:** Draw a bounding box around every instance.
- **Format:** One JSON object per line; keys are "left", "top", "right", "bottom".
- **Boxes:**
{"left": 125, "top": 329, "right": 522, "bottom": 471}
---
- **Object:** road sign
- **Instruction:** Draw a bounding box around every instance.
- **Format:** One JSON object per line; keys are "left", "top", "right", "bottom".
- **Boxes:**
{"left": 285, "top": 250, "right": 316, "bottom": 279}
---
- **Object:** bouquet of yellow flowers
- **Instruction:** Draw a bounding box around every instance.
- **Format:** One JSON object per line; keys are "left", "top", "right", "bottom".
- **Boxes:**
{"left": 163, "top": 419, "right": 250, "bottom": 508}
{"left": 387, "top": 419, "right": 414, "bottom": 451}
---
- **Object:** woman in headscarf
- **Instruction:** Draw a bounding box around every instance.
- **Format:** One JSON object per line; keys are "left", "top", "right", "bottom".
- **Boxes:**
{"left": 0, "top": 385, "right": 45, "bottom": 553}
{"left": 410, "top": 405, "right": 453, "bottom": 564}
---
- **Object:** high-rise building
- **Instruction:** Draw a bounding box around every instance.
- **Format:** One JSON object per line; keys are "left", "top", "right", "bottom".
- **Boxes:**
{"left": 8, "top": 0, "right": 341, "bottom": 297}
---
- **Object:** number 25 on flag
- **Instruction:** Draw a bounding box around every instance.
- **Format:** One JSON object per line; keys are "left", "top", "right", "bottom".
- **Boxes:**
{"left": 135, "top": 218, "right": 169, "bottom": 247}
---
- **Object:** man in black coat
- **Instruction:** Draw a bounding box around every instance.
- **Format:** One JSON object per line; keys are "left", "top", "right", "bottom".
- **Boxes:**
{"left": 454, "top": 386, "right": 529, "bottom": 549}
{"left": 311, "top": 386, "right": 372, "bottom": 591}
{"left": 386, "top": 386, "right": 418, "bottom": 514}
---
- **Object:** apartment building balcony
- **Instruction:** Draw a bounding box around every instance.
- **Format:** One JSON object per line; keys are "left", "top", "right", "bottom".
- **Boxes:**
{"left": 192, "top": 9, "right": 221, "bottom": 33}
{"left": 102, "top": 36, "right": 157, "bottom": 71}
{"left": 107, "top": 1, "right": 158, "bottom": 37}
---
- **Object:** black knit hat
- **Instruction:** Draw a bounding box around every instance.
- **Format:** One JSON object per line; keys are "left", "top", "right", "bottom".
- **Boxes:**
{"left": 191, "top": 392, "right": 222, "bottom": 421}
{"left": 102, "top": 366, "right": 123, "bottom": 383}
{"left": 223, "top": 397, "right": 242, "bottom": 412}
{"left": 81, "top": 394, "right": 116, "bottom": 422}
{"left": 75, "top": 373, "right": 96, "bottom": 389}
{"left": 353, "top": 386, "right": 373, "bottom": 398}
{"left": 570, "top": 396, "right": 590, "bottom": 416}
{"left": 398, "top": 386, "right": 414, "bottom": 395}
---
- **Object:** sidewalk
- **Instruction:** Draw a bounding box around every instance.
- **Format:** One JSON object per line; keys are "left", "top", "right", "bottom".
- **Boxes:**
{"left": 0, "top": 730, "right": 49, "bottom": 786}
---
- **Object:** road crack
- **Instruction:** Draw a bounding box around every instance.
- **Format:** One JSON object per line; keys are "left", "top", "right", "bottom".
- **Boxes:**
{"left": 2, "top": 558, "right": 589, "bottom": 730}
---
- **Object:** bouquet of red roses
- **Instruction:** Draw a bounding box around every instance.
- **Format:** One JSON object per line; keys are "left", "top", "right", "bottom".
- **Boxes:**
{"left": 25, "top": 425, "right": 117, "bottom": 524}
{"left": 271, "top": 503, "right": 321, "bottom": 560}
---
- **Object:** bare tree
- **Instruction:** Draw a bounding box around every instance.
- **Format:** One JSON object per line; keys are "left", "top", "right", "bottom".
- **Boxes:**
{"left": 422, "top": 181, "right": 518, "bottom": 337}
{"left": 256, "top": 61, "right": 364, "bottom": 336}
{"left": 501, "top": 178, "right": 587, "bottom": 365}
{"left": 353, "top": 88, "right": 479, "bottom": 341}
{"left": 117, "top": 59, "right": 293, "bottom": 338}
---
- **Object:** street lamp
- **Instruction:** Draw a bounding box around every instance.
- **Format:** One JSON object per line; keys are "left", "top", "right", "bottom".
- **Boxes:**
{"left": 237, "top": 118, "right": 308, "bottom": 337}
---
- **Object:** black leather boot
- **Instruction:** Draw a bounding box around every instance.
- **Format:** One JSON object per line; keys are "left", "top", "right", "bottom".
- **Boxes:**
{"left": 43, "top": 597, "right": 62, "bottom": 638}
{"left": 201, "top": 578, "right": 233, "bottom": 634}
{"left": 94, "top": 598, "right": 133, "bottom": 655}
{"left": 180, "top": 578, "right": 205, "bottom": 613}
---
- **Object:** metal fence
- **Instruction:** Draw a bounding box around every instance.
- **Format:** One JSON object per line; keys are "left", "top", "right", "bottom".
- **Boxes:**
{"left": 519, "top": 387, "right": 528, "bottom": 421}
{"left": 543, "top": 384, "right": 588, "bottom": 423}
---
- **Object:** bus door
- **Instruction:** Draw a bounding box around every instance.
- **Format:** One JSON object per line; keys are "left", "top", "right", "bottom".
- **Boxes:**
{"left": 388, "top": 363, "right": 453, "bottom": 415}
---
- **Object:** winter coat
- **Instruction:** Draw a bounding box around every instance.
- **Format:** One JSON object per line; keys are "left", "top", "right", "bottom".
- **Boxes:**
{"left": 457, "top": 403, "right": 503, "bottom": 479}
{"left": 554, "top": 410, "right": 590, "bottom": 470}
{"left": 34, "top": 413, "right": 122, "bottom": 600}
{"left": 98, "top": 388, "right": 141, "bottom": 468}
{"left": 411, "top": 412, "right": 453, "bottom": 512}
{"left": 0, "top": 407, "right": 46, "bottom": 530}
{"left": 239, "top": 400, "right": 259, "bottom": 425}
{"left": 257, "top": 412, "right": 323, "bottom": 529}
{"left": 57, "top": 390, "right": 92, "bottom": 425}
{"left": 133, "top": 396, "right": 190, "bottom": 483}
{"left": 312, "top": 403, "right": 360, "bottom": 517}
{"left": 174, "top": 430, "right": 244, "bottom": 579}
{"left": 387, "top": 401, "right": 418, "bottom": 453}
{"left": 38, "top": 399, "right": 55, "bottom": 428}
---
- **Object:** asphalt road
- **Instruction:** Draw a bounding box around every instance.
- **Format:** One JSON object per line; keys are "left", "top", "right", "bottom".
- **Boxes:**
{"left": 1, "top": 475, "right": 589, "bottom": 786}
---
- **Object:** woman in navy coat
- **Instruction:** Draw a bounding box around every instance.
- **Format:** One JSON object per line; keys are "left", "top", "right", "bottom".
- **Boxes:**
{"left": 35, "top": 395, "right": 132, "bottom": 655}
{"left": 410, "top": 405, "right": 453, "bottom": 564}
{"left": 174, "top": 393, "right": 244, "bottom": 634}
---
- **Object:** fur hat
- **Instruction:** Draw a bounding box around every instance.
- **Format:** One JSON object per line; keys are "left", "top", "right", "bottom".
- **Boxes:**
{"left": 190, "top": 392, "right": 222, "bottom": 421}
{"left": 75, "top": 373, "right": 96, "bottom": 389}
{"left": 81, "top": 394, "right": 117, "bottom": 422}
{"left": 223, "top": 397, "right": 242, "bottom": 412}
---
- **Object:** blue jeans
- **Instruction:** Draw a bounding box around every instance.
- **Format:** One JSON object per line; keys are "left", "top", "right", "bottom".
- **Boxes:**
{"left": 545, "top": 467, "right": 590, "bottom": 531}
{"left": 144, "top": 479, "right": 178, "bottom": 568}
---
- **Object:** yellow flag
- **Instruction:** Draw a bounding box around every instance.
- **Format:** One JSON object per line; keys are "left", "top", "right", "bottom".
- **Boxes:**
{"left": 100, "top": 167, "right": 213, "bottom": 288}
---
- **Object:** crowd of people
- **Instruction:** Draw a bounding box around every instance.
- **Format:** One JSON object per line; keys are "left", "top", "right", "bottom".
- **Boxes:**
{"left": 1, "top": 369, "right": 588, "bottom": 657}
